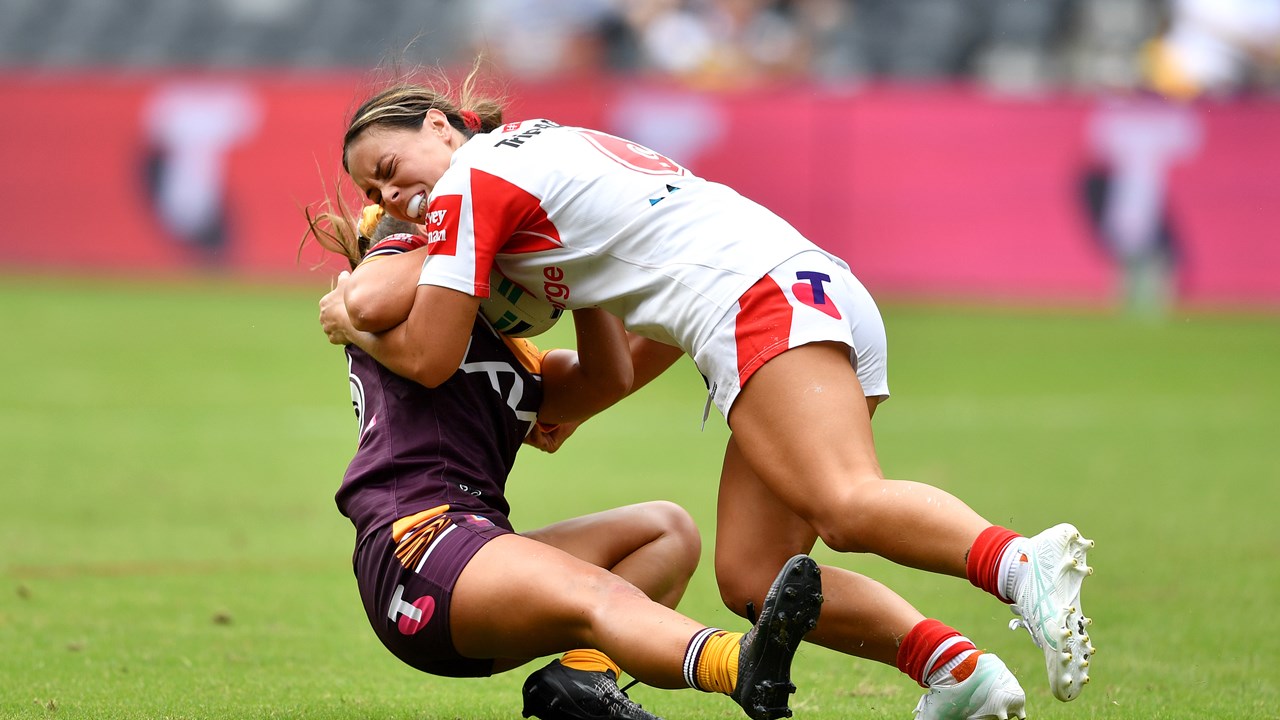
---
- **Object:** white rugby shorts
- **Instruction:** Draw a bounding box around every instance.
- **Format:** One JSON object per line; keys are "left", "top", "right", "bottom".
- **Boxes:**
{"left": 693, "top": 251, "right": 889, "bottom": 420}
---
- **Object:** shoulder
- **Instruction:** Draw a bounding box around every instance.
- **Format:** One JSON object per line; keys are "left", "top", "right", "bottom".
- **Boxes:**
{"left": 439, "top": 123, "right": 571, "bottom": 193}
{"left": 463, "top": 119, "right": 573, "bottom": 159}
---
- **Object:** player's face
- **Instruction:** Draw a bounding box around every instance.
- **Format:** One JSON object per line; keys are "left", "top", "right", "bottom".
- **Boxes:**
{"left": 347, "top": 115, "right": 455, "bottom": 224}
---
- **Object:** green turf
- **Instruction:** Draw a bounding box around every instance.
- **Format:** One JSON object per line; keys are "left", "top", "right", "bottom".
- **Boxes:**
{"left": 1, "top": 276, "right": 1276, "bottom": 719}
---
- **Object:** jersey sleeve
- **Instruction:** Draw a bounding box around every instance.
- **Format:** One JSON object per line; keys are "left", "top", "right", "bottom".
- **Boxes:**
{"left": 359, "top": 232, "right": 426, "bottom": 265}
{"left": 417, "top": 155, "right": 561, "bottom": 299}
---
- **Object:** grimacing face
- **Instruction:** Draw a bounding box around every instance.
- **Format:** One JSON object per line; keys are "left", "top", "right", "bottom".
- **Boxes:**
{"left": 346, "top": 110, "right": 459, "bottom": 225}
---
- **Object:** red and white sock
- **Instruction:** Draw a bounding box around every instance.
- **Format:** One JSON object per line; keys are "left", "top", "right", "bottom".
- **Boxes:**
{"left": 999, "top": 538, "right": 1033, "bottom": 602}
{"left": 966, "top": 525, "right": 1028, "bottom": 603}
{"left": 896, "top": 619, "right": 980, "bottom": 688}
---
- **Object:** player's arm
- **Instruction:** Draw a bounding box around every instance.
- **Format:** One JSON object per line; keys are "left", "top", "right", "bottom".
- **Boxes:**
{"left": 343, "top": 245, "right": 424, "bottom": 332}
{"left": 537, "top": 308, "right": 634, "bottom": 425}
{"left": 368, "top": 284, "right": 479, "bottom": 388}
{"left": 627, "top": 335, "right": 684, "bottom": 397}
{"left": 322, "top": 272, "right": 480, "bottom": 388}
{"left": 536, "top": 330, "right": 682, "bottom": 424}
{"left": 523, "top": 331, "right": 680, "bottom": 454}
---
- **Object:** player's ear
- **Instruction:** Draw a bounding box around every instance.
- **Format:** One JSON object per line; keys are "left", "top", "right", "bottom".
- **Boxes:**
{"left": 424, "top": 108, "right": 451, "bottom": 137}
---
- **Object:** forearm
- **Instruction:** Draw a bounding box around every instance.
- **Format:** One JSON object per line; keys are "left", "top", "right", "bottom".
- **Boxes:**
{"left": 344, "top": 247, "right": 427, "bottom": 332}
{"left": 334, "top": 284, "right": 480, "bottom": 389}
{"left": 568, "top": 308, "right": 634, "bottom": 397}
{"left": 342, "top": 322, "right": 427, "bottom": 383}
{"left": 536, "top": 309, "right": 634, "bottom": 424}
{"left": 628, "top": 335, "right": 684, "bottom": 397}
{"left": 524, "top": 326, "right": 682, "bottom": 454}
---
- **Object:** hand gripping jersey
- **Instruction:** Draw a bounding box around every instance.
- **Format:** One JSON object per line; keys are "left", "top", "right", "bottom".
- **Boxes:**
{"left": 417, "top": 120, "right": 842, "bottom": 359}
{"left": 336, "top": 318, "right": 544, "bottom": 544}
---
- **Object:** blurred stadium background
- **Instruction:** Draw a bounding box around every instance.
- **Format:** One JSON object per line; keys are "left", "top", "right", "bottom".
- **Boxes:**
{"left": 2, "top": 0, "right": 1279, "bottom": 314}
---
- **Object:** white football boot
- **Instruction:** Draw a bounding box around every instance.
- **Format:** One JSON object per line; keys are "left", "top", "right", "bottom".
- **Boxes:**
{"left": 1008, "top": 523, "right": 1096, "bottom": 701}
{"left": 913, "top": 653, "right": 1027, "bottom": 720}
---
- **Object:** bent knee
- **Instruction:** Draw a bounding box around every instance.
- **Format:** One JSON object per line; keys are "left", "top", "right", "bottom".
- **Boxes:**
{"left": 802, "top": 483, "right": 885, "bottom": 554}
{"left": 645, "top": 499, "right": 706, "bottom": 571}
{"left": 576, "top": 573, "right": 655, "bottom": 635}
{"left": 640, "top": 499, "right": 697, "bottom": 531}
{"left": 714, "top": 557, "right": 792, "bottom": 620}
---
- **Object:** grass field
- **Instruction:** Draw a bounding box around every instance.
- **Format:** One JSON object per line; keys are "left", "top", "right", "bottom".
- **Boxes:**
{"left": 1, "top": 275, "right": 1277, "bottom": 719}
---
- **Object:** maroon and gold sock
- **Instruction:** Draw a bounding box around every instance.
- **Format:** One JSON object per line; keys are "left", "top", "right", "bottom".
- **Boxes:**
{"left": 560, "top": 648, "right": 620, "bottom": 678}
{"left": 682, "top": 628, "right": 743, "bottom": 694}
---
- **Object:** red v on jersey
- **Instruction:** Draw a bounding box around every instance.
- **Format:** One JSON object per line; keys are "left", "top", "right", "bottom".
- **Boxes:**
{"left": 471, "top": 169, "right": 562, "bottom": 256}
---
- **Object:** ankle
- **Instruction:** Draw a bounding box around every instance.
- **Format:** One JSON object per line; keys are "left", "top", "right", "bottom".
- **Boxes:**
{"left": 926, "top": 650, "right": 982, "bottom": 688}
{"left": 897, "top": 619, "right": 978, "bottom": 688}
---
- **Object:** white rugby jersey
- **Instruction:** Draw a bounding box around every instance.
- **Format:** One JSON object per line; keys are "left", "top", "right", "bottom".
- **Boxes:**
{"left": 418, "top": 119, "right": 836, "bottom": 355}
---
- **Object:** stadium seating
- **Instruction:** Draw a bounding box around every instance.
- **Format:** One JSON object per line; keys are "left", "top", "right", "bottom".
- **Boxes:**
{"left": 0, "top": 0, "right": 1165, "bottom": 91}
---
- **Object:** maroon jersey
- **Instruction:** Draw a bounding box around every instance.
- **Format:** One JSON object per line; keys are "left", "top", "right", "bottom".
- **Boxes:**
{"left": 335, "top": 316, "right": 543, "bottom": 543}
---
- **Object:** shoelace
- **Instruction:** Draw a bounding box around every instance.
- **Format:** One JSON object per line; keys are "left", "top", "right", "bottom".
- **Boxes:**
{"left": 1008, "top": 588, "right": 1055, "bottom": 645}
{"left": 603, "top": 677, "right": 647, "bottom": 712}
{"left": 614, "top": 677, "right": 663, "bottom": 719}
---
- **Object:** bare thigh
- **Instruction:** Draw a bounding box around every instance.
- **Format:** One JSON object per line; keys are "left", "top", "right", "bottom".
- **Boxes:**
{"left": 715, "top": 433, "right": 926, "bottom": 665}
{"left": 522, "top": 501, "right": 701, "bottom": 608}
{"left": 449, "top": 533, "right": 705, "bottom": 687}
{"left": 728, "top": 342, "right": 986, "bottom": 571}
{"left": 727, "top": 342, "right": 883, "bottom": 542}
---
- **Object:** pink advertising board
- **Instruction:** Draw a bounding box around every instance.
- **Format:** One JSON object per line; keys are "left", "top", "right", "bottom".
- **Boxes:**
{"left": 2, "top": 73, "right": 1275, "bottom": 306}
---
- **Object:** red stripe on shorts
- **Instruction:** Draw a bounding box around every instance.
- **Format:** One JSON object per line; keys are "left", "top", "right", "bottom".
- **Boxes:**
{"left": 735, "top": 275, "right": 794, "bottom": 388}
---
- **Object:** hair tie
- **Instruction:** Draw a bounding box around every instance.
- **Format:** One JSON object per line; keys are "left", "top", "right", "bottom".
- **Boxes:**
{"left": 459, "top": 109, "right": 482, "bottom": 132}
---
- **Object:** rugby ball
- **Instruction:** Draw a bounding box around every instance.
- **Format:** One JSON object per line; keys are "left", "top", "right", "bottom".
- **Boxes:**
{"left": 481, "top": 271, "right": 563, "bottom": 337}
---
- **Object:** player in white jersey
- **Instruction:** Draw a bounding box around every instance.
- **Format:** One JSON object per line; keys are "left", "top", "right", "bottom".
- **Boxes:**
{"left": 326, "top": 70, "right": 1097, "bottom": 718}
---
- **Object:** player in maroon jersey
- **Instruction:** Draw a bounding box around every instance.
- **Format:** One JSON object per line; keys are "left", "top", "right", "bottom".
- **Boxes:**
{"left": 305, "top": 206, "right": 823, "bottom": 720}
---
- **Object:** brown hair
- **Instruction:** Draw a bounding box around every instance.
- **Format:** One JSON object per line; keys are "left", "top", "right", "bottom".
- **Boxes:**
{"left": 301, "top": 192, "right": 366, "bottom": 272}
{"left": 342, "top": 60, "right": 506, "bottom": 172}
{"left": 300, "top": 194, "right": 420, "bottom": 271}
